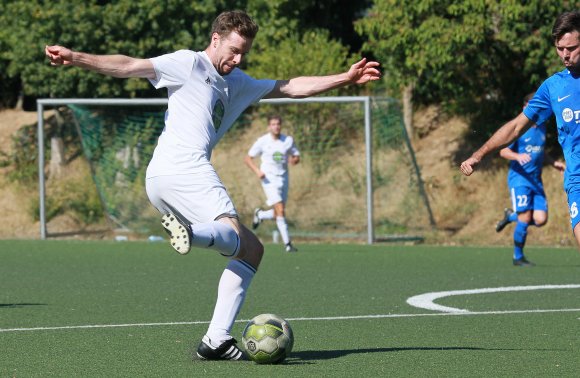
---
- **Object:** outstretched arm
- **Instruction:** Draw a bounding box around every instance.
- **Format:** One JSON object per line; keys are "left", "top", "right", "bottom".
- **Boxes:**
{"left": 265, "top": 58, "right": 380, "bottom": 99}
{"left": 45, "top": 45, "right": 156, "bottom": 80}
{"left": 499, "top": 147, "right": 532, "bottom": 166}
{"left": 460, "top": 112, "right": 534, "bottom": 176}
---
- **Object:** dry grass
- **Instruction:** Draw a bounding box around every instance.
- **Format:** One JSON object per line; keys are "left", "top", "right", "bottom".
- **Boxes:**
{"left": 0, "top": 107, "right": 574, "bottom": 247}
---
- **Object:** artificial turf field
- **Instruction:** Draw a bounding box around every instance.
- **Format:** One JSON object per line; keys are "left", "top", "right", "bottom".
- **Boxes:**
{"left": 1, "top": 240, "right": 579, "bottom": 377}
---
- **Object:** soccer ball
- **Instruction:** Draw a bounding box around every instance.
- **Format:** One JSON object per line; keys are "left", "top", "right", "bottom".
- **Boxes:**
{"left": 241, "top": 313, "right": 294, "bottom": 364}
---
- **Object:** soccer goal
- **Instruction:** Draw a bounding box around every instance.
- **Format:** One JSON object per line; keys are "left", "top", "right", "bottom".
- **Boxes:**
{"left": 36, "top": 97, "right": 434, "bottom": 244}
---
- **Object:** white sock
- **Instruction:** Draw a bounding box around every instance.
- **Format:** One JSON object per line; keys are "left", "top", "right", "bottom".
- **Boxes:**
{"left": 190, "top": 221, "right": 240, "bottom": 257}
{"left": 205, "top": 260, "right": 256, "bottom": 346}
{"left": 259, "top": 209, "right": 275, "bottom": 221}
{"left": 276, "top": 216, "right": 291, "bottom": 245}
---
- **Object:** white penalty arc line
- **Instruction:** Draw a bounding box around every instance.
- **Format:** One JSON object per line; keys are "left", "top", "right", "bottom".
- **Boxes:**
{"left": 2, "top": 308, "right": 580, "bottom": 333}
{"left": 406, "top": 284, "right": 580, "bottom": 313}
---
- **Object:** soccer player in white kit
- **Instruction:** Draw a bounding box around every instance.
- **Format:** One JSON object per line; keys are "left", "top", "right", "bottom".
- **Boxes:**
{"left": 245, "top": 115, "right": 300, "bottom": 252}
{"left": 45, "top": 10, "right": 381, "bottom": 360}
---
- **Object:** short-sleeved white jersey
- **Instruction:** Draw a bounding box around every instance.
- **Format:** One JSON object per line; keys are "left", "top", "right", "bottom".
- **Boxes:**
{"left": 248, "top": 133, "right": 300, "bottom": 177}
{"left": 146, "top": 50, "right": 276, "bottom": 178}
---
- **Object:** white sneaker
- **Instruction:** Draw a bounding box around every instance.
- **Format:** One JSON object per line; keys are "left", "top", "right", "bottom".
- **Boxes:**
{"left": 252, "top": 208, "right": 262, "bottom": 230}
{"left": 161, "top": 213, "right": 192, "bottom": 255}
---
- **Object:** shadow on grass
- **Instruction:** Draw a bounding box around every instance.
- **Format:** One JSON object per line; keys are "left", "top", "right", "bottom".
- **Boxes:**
{"left": 0, "top": 303, "right": 47, "bottom": 308}
{"left": 284, "top": 346, "right": 523, "bottom": 364}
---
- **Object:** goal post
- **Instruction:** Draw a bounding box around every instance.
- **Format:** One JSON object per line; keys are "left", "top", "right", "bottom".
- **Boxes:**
{"left": 37, "top": 96, "right": 433, "bottom": 244}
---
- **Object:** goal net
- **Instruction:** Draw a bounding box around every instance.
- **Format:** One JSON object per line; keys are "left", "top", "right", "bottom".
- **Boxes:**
{"left": 37, "top": 97, "right": 433, "bottom": 243}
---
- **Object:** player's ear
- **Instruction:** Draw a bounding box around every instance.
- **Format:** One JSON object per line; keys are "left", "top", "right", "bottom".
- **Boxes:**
{"left": 211, "top": 33, "right": 220, "bottom": 47}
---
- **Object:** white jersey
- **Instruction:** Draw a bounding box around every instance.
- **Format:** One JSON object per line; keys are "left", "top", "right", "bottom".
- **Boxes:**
{"left": 146, "top": 50, "right": 276, "bottom": 178}
{"left": 248, "top": 133, "right": 300, "bottom": 177}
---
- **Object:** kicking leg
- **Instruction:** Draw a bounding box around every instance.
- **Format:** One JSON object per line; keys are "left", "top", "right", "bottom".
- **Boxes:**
{"left": 161, "top": 213, "right": 240, "bottom": 256}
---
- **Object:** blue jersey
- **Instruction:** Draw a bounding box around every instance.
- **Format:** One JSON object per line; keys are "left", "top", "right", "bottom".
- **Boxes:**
{"left": 523, "top": 69, "right": 580, "bottom": 190}
{"left": 506, "top": 124, "right": 546, "bottom": 190}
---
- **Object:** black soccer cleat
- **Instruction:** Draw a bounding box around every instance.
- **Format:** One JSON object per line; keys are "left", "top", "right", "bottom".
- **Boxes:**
{"left": 513, "top": 257, "right": 535, "bottom": 267}
{"left": 285, "top": 242, "right": 298, "bottom": 253}
{"left": 196, "top": 336, "right": 246, "bottom": 361}
{"left": 252, "top": 208, "right": 262, "bottom": 230}
{"left": 161, "top": 212, "right": 193, "bottom": 255}
{"left": 495, "top": 208, "right": 514, "bottom": 233}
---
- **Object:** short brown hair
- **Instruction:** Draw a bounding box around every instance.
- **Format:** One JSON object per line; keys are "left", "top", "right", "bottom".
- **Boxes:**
{"left": 552, "top": 11, "right": 580, "bottom": 43}
{"left": 211, "top": 10, "right": 259, "bottom": 39}
{"left": 268, "top": 115, "right": 282, "bottom": 123}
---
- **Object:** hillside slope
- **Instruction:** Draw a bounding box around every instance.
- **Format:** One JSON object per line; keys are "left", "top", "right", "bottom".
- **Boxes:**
{"left": 0, "top": 108, "right": 574, "bottom": 246}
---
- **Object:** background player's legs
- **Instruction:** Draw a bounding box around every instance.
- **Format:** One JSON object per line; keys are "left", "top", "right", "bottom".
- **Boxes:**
{"left": 532, "top": 210, "right": 548, "bottom": 227}
{"left": 273, "top": 202, "right": 296, "bottom": 252}
{"left": 258, "top": 208, "right": 275, "bottom": 220}
{"left": 574, "top": 222, "right": 580, "bottom": 247}
{"left": 253, "top": 208, "right": 274, "bottom": 229}
{"left": 513, "top": 211, "right": 533, "bottom": 266}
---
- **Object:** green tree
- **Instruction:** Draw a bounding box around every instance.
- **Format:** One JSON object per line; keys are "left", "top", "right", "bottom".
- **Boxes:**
{"left": 0, "top": 0, "right": 362, "bottom": 103}
{"left": 355, "top": 0, "right": 575, "bottom": 138}
{"left": 2, "top": 0, "right": 247, "bottom": 99}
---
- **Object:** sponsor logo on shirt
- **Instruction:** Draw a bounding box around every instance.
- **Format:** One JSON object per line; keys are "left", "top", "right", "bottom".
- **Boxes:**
{"left": 525, "top": 145, "right": 543, "bottom": 153}
{"left": 273, "top": 151, "right": 284, "bottom": 163}
{"left": 212, "top": 99, "right": 225, "bottom": 132}
{"left": 561, "top": 108, "right": 580, "bottom": 123}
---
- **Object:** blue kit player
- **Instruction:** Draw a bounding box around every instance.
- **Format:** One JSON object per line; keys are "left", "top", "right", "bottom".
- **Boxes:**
{"left": 461, "top": 11, "right": 580, "bottom": 256}
{"left": 494, "top": 93, "right": 565, "bottom": 266}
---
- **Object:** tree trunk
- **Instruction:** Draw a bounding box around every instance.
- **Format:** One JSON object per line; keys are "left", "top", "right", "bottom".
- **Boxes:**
{"left": 402, "top": 83, "right": 414, "bottom": 140}
{"left": 49, "top": 137, "right": 65, "bottom": 178}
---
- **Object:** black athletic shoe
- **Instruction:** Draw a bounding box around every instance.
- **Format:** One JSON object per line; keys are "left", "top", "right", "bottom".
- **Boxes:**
{"left": 161, "top": 212, "right": 193, "bottom": 255}
{"left": 495, "top": 208, "right": 514, "bottom": 233}
{"left": 285, "top": 242, "right": 298, "bottom": 253}
{"left": 196, "top": 336, "right": 246, "bottom": 361}
{"left": 513, "top": 257, "right": 535, "bottom": 267}
{"left": 252, "top": 208, "right": 262, "bottom": 230}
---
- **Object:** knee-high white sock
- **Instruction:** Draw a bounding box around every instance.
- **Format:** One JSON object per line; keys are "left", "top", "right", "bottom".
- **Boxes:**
{"left": 276, "top": 216, "right": 291, "bottom": 244}
{"left": 205, "top": 260, "right": 256, "bottom": 346}
{"left": 258, "top": 209, "right": 275, "bottom": 221}
{"left": 190, "top": 221, "right": 240, "bottom": 257}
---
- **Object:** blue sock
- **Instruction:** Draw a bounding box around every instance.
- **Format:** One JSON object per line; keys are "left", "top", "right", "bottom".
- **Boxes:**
{"left": 513, "top": 221, "right": 528, "bottom": 260}
{"left": 508, "top": 212, "right": 518, "bottom": 223}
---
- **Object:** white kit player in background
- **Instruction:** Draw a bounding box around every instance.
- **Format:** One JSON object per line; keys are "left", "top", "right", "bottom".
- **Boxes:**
{"left": 244, "top": 115, "right": 300, "bottom": 252}
{"left": 45, "top": 10, "right": 380, "bottom": 361}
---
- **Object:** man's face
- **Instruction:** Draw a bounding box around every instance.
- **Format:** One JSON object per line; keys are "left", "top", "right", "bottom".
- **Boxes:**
{"left": 212, "top": 31, "right": 253, "bottom": 76}
{"left": 268, "top": 118, "right": 282, "bottom": 137}
{"left": 555, "top": 31, "right": 580, "bottom": 71}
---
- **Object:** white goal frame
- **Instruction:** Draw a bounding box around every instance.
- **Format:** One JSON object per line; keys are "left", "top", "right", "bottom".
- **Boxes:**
{"left": 37, "top": 97, "right": 375, "bottom": 243}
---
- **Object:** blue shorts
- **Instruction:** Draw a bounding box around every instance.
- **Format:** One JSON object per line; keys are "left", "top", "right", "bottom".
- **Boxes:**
{"left": 510, "top": 186, "right": 547, "bottom": 213}
{"left": 566, "top": 186, "right": 580, "bottom": 230}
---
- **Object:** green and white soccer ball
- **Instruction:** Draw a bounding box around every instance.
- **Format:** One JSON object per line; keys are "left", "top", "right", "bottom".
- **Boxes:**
{"left": 242, "top": 313, "right": 294, "bottom": 364}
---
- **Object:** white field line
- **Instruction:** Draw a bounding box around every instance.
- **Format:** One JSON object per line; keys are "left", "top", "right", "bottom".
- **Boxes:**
{"left": 2, "top": 308, "right": 580, "bottom": 333}
{"left": 406, "top": 284, "right": 580, "bottom": 313}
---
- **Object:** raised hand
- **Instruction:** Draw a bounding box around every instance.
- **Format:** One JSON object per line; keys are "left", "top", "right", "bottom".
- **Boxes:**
{"left": 45, "top": 45, "right": 73, "bottom": 66}
{"left": 347, "top": 58, "right": 381, "bottom": 84}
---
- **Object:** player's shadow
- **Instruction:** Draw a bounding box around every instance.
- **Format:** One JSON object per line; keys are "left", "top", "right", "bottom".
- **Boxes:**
{"left": 284, "top": 346, "right": 520, "bottom": 364}
{"left": 0, "top": 303, "right": 47, "bottom": 308}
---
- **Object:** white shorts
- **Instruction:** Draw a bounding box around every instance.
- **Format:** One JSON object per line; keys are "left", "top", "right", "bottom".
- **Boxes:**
{"left": 261, "top": 175, "right": 288, "bottom": 207}
{"left": 146, "top": 171, "right": 237, "bottom": 224}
